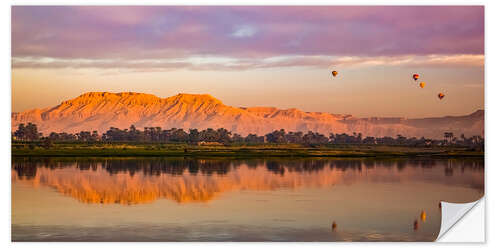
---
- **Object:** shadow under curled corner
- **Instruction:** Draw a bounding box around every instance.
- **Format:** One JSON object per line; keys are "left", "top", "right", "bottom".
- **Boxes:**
{"left": 436, "top": 197, "right": 484, "bottom": 242}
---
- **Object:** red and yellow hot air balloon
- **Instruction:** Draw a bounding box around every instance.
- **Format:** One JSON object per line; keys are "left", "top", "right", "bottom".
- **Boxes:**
{"left": 419, "top": 82, "right": 426, "bottom": 88}
{"left": 331, "top": 71, "right": 338, "bottom": 78}
{"left": 438, "top": 93, "right": 445, "bottom": 100}
{"left": 412, "top": 74, "right": 419, "bottom": 81}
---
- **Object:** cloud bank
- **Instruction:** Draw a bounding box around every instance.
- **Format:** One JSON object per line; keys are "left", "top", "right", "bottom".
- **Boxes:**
{"left": 12, "top": 6, "right": 484, "bottom": 71}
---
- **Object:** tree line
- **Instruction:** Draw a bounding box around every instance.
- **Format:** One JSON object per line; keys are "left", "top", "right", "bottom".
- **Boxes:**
{"left": 12, "top": 122, "right": 484, "bottom": 148}
{"left": 13, "top": 157, "right": 484, "bottom": 180}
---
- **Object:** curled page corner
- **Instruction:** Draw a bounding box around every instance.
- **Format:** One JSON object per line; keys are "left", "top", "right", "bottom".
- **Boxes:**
{"left": 436, "top": 197, "right": 484, "bottom": 241}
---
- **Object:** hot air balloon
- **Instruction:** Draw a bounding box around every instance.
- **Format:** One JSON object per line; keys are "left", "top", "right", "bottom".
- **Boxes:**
{"left": 438, "top": 93, "right": 445, "bottom": 100}
{"left": 331, "top": 71, "right": 338, "bottom": 78}
{"left": 412, "top": 74, "right": 419, "bottom": 81}
{"left": 419, "top": 82, "right": 426, "bottom": 88}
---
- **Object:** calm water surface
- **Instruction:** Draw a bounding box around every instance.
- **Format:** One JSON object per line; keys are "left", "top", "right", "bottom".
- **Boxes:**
{"left": 12, "top": 157, "right": 484, "bottom": 241}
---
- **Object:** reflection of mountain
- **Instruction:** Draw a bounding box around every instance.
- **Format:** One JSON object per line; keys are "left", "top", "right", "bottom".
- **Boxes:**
{"left": 12, "top": 158, "right": 484, "bottom": 205}
{"left": 11, "top": 92, "right": 484, "bottom": 138}
{"left": 12, "top": 165, "right": 344, "bottom": 204}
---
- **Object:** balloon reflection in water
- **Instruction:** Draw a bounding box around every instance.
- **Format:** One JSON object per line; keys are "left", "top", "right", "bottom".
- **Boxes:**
{"left": 420, "top": 211, "right": 427, "bottom": 222}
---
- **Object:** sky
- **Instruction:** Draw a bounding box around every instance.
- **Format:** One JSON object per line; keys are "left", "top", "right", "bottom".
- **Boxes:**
{"left": 11, "top": 6, "right": 484, "bottom": 118}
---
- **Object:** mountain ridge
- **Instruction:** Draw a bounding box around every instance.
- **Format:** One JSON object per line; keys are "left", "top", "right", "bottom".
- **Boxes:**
{"left": 12, "top": 92, "right": 484, "bottom": 139}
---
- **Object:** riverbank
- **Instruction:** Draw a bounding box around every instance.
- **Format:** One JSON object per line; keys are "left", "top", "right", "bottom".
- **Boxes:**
{"left": 11, "top": 143, "right": 484, "bottom": 158}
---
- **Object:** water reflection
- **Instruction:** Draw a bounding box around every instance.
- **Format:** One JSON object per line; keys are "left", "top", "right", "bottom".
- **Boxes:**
{"left": 12, "top": 158, "right": 484, "bottom": 205}
{"left": 12, "top": 157, "right": 484, "bottom": 242}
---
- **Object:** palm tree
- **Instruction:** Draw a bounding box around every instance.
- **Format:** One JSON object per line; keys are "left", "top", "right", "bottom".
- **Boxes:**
{"left": 444, "top": 132, "right": 454, "bottom": 144}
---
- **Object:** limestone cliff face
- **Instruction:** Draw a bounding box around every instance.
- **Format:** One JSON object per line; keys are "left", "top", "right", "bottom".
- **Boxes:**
{"left": 11, "top": 92, "right": 484, "bottom": 138}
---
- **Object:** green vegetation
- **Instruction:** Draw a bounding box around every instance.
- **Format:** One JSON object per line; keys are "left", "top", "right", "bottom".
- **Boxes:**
{"left": 11, "top": 123, "right": 484, "bottom": 158}
{"left": 13, "top": 123, "right": 484, "bottom": 147}
{"left": 11, "top": 142, "right": 483, "bottom": 158}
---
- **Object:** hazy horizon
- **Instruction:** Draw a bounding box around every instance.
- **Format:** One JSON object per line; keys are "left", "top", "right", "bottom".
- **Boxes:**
{"left": 11, "top": 6, "right": 484, "bottom": 118}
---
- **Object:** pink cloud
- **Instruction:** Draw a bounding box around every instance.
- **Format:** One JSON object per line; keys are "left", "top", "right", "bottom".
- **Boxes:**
{"left": 12, "top": 54, "right": 484, "bottom": 72}
{"left": 11, "top": 6, "right": 484, "bottom": 67}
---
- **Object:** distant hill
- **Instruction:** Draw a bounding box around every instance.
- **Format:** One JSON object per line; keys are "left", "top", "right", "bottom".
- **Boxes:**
{"left": 11, "top": 92, "right": 484, "bottom": 139}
